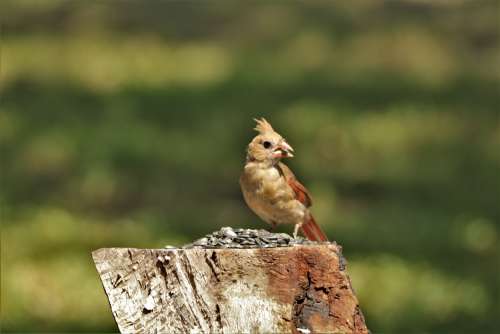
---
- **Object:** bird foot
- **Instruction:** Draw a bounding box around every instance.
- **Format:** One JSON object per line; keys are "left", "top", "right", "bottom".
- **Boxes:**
{"left": 293, "top": 223, "right": 302, "bottom": 239}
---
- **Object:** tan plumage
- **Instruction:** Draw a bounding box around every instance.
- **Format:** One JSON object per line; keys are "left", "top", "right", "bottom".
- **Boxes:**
{"left": 239, "top": 118, "right": 328, "bottom": 241}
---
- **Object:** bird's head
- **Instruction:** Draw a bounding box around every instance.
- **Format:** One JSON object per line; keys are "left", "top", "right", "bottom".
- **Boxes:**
{"left": 246, "top": 118, "right": 294, "bottom": 164}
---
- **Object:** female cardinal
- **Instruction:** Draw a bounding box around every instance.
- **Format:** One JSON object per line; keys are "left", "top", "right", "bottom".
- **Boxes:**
{"left": 239, "top": 118, "right": 328, "bottom": 241}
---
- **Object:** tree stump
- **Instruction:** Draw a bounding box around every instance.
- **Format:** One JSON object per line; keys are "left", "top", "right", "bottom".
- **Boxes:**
{"left": 92, "top": 229, "right": 368, "bottom": 333}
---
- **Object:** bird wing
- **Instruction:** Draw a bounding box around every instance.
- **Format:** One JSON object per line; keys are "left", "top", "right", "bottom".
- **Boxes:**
{"left": 277, "top": 162, "right": 312, "bottom": 207}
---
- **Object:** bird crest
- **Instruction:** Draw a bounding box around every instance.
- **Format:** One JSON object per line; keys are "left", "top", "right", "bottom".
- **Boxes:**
{"left": 254, "top": 118, "right": 274, "bottom": 134}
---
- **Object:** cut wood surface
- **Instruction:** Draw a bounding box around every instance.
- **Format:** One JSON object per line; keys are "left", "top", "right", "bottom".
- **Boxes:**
{"left": 93, "top": 242, "right": 368, "bottom": 333}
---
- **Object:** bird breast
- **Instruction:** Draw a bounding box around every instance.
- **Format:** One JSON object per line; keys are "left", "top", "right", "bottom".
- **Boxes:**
{"left": 240, "top": 162, "right": 305, "bottom": 225}
{"left": 244, "top": 164, "right": 289, "bottom": 201}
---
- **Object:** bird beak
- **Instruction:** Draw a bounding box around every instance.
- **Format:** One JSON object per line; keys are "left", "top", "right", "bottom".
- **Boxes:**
{"left": 273, "top": 141, "right": 294, "bottom": 158}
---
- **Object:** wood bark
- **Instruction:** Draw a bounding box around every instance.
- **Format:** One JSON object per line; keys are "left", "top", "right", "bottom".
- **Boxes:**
{"left": 92, "top": 244, "right": 368, "bottom": 333}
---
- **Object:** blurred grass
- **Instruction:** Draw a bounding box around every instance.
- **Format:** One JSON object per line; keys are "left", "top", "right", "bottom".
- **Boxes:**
{"left": 1, "top": 0, "right": 499, "bottom": 333}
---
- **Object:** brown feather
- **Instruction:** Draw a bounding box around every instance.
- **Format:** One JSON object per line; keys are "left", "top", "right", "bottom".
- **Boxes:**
{"left": 301, "top": 215, "right": 328, "bottom": 241}
{"left": 254, "top": 118, "right": 274, "bottom": 134}
{"left": 277, "top": 162, "right": 312, "bottom": 207}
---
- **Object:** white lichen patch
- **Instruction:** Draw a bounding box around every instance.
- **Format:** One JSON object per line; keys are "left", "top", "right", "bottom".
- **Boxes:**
{"left": 221, "top": 280, "right": 290, "bottom": 333}
{"left": 143, "top": 295, "right": 155, "bottom": 311}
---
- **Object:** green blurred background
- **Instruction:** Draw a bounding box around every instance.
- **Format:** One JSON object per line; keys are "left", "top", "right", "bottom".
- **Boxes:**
{"left": 1, "top": 0, "right": 499, "bottom": 332}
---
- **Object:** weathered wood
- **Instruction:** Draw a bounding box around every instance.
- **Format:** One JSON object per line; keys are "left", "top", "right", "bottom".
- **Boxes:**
{"left": 92, "top": 243, "right": 368, "bottom": 333}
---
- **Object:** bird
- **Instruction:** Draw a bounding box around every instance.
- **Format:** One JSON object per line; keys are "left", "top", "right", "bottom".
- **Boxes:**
{"left": 239, "top": 118, "right": 328, "bottom": 241}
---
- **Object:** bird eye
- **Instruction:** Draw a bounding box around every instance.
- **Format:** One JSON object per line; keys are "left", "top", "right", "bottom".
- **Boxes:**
{"left": 263, "top": 141, "right": 272, "bottom": 149}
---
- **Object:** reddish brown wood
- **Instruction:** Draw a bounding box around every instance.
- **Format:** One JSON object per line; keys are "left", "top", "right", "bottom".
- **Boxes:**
{"left": 93, "top": 243, "right": 368, "bottom": 334}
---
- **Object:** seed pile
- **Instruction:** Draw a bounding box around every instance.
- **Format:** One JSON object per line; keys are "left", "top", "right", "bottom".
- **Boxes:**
{"left": 182, "top": 226, "right": 321, "bottom": 249}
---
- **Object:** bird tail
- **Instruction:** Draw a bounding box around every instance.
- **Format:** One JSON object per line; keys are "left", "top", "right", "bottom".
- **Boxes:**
{"left": 301, "top": 215, "right": 328, "bottom": 241}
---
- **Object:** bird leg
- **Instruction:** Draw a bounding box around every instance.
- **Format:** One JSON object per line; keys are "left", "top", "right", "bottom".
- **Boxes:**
{"left": 293, "top": 222, "right": 302, "bottom": 239}
{"left": 269, "top": 221, "right": 278, "bottom": 232}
